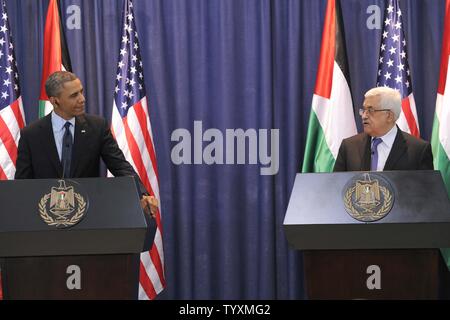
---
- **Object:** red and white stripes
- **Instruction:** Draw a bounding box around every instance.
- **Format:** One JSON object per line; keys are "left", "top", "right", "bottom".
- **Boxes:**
{"left": 398, "top": 94, "right": 420, "bottom": 137}
{"left": 0, "top": 97, "right": 25, "bottom": 180}
{"left": 111, "top": 97, "right": 165, "bottom": 300}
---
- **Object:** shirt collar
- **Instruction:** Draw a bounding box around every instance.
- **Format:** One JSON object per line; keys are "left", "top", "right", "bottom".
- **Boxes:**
{"left": 51, "top": 111, "right": 75, "bottom": 130}
{"left": 373, "top": 125, "right": 397, "bottom": 148}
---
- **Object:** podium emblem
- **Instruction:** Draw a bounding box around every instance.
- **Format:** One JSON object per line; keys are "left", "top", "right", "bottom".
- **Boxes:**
{"left": 343, "top": 173, "right": 394, "bottom": 222}
{"left": 38, "top": 180, "right": 88, "bottom": 228}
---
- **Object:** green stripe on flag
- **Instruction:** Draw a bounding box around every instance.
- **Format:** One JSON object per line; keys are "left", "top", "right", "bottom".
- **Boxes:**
{"left": 433, "top": 142, "right": 450, "bottom": 197}
{"left": 39, "top": 100, "right": 47, "bottom": 118}
{"left": 431, "top": 115, "right": 450, "bottom": 198}
{"left": 431, "top": 114, "right": 450, "bottom": 269}
{"left": 302, "top": 110, "right": 335, "bottom": 173}
{"left": 440, "top": 248, "right": 450, "bottom": 270}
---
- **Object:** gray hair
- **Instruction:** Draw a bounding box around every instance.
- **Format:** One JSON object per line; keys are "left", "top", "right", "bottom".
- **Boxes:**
{"left": 45, "top": 71, "right": 78, "bottom": 98}
{"left": 364, "top": 87, "right": 401, "bottom": 120}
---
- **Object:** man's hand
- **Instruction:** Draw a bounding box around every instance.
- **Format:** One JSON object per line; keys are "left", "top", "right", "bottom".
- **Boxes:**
{"left": 140, "top": 195, "right": 159, "bottom": 218}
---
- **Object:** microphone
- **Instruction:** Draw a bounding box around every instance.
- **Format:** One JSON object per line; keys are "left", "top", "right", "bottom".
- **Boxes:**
{"left": 61, "top": 142, "right": 71, "bottom": 179}
{"left": 61, "top": 122, "right": 73, "bottom": 179}
{"left": 61, "top": 156, "right": 66, "bottom": 180}
{"left": 61, "top": 149, "right": 72, "bottom": 179}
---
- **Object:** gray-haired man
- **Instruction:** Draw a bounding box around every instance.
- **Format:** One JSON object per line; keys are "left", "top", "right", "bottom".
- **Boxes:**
{"left": 333, "top": 87, "right": 433, "bottom": 172}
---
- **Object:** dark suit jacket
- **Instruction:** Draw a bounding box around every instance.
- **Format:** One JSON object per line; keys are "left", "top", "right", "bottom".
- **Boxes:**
{"left": 15, "top": 113, "right": 147, "bottom": 193}
{"left": 333, "top": 127, "right": 434, "bottom": 172}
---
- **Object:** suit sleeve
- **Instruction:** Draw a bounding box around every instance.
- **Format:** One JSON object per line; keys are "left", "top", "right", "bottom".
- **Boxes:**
{"left": 333, "top": 141, "right": 347, "bottom": 172}
{"left": 99, "top": 118, "right": 149, "bottom": 196}
{"left": 419, "top": 142, "right": 434, "bottom": 170}
{"left": 14, "top": 130, "right": 33, "bottom": 179}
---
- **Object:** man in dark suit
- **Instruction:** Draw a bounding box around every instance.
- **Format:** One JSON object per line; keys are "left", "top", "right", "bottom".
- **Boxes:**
{"left": 333, "top": 87, "right": 433, "bottom": 172}
{"left": 15, "top": 71, "right": 158, "bottom": 216}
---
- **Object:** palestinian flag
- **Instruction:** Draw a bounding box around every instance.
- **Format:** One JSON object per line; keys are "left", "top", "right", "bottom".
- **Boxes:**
{"left": 301, "top": 0, "right": 356, "bottom": 173}
{"left": 432, "top": 0, "right": 450, "bottom": 268}
{"left": 38, "top": 0, "right": 72, "bottom": 118}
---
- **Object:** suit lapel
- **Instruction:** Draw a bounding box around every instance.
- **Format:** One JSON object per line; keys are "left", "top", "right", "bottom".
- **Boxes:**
{"left": 384, "top": 129, "right": 407, "bottom": 170}
{"left": 40, "top": 114, "right": 63, "bottom": 177}
{"left": 71, "top": 115, "right": 89, "bottom": 177}
{"left": 359, "top": 134, "right": 371, "bottom": 171}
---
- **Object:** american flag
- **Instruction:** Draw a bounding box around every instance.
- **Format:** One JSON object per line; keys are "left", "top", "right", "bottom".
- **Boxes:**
{"left": 376, "top": 0, "right": 419, "bottom": 137}
{"left": 111, "top": 0, "right": 165, "bottom": 299}
{"left": 0, "top": 0, "right": 25, "bottom": 300}
{"left": 0, "top": 0, "right": 25, "bottom": 180}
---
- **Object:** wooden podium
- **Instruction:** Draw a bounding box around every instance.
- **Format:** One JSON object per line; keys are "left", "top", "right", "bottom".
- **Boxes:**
{"left": 284, "top": 171, "right": 450, "bottom": 299}
{"left": 0, "top": 177, "right": 155, "bottom": 299}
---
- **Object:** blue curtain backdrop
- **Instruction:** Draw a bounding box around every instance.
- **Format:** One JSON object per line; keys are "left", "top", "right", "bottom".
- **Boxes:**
{"left": 4, "top": 0, "right": 445, "bottom": 299}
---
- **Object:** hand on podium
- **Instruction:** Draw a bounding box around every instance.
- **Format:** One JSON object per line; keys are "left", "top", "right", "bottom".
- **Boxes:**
{"left": 140, "top": 195, "right": 159, "bottom": 219}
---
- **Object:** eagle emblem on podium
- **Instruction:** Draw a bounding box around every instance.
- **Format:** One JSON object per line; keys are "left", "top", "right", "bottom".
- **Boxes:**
{"left": 39, "top": 180, "right": 87, "bottom": 228}
{"left": 343, "top": 173, "right": 394, "bottom": 222}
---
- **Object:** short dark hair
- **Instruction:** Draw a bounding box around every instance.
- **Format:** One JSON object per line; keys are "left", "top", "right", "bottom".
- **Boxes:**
{"left": 45, "top": 71, "right": 78, "bottom": 98}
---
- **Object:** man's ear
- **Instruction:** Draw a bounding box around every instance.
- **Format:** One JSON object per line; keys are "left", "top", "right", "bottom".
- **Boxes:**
{"left": 49, "top": 96, "right": 58, "bottom": 107}
{"left": 387, "top": 110, "right": 396, "bottom": 123}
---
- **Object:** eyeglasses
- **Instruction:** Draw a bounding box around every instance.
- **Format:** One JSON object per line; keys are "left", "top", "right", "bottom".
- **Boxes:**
{"left": 359, "top": 108, "right": 391, "bottom": 116}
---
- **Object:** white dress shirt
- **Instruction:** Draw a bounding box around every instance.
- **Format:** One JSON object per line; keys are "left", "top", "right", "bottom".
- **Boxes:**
{"left": 51, "top": 111, "right": 75, "bottom": 161}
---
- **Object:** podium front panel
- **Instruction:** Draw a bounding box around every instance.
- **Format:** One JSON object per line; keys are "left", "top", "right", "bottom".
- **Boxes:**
{"left": 0, "top": 177, "right": 148, "bottom": 257}
{"left": 284, "top": 171, "right": 450, "bottom": 249}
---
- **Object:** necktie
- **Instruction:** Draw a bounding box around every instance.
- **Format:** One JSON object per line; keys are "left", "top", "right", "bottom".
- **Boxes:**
{"left": 370, "top": 137, "right": 383, "bottom": 171}
{"left": 61, "top": 122, "right": 73, "bottom": 178}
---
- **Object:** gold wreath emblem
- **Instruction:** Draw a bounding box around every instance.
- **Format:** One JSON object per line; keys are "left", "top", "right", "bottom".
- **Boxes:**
{"left": 344, "top": 185, "right": 393, "bottom": 222}
{"left": 39, "top": 192, "right": 86, "bottom": 227}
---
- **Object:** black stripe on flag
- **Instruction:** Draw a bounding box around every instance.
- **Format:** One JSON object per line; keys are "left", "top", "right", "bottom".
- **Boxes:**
{"left": 57, "top": 0, "right": 72, "bottom": 71}
{"left": 334, "top": 0, "right": 351, "bottom": 88}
